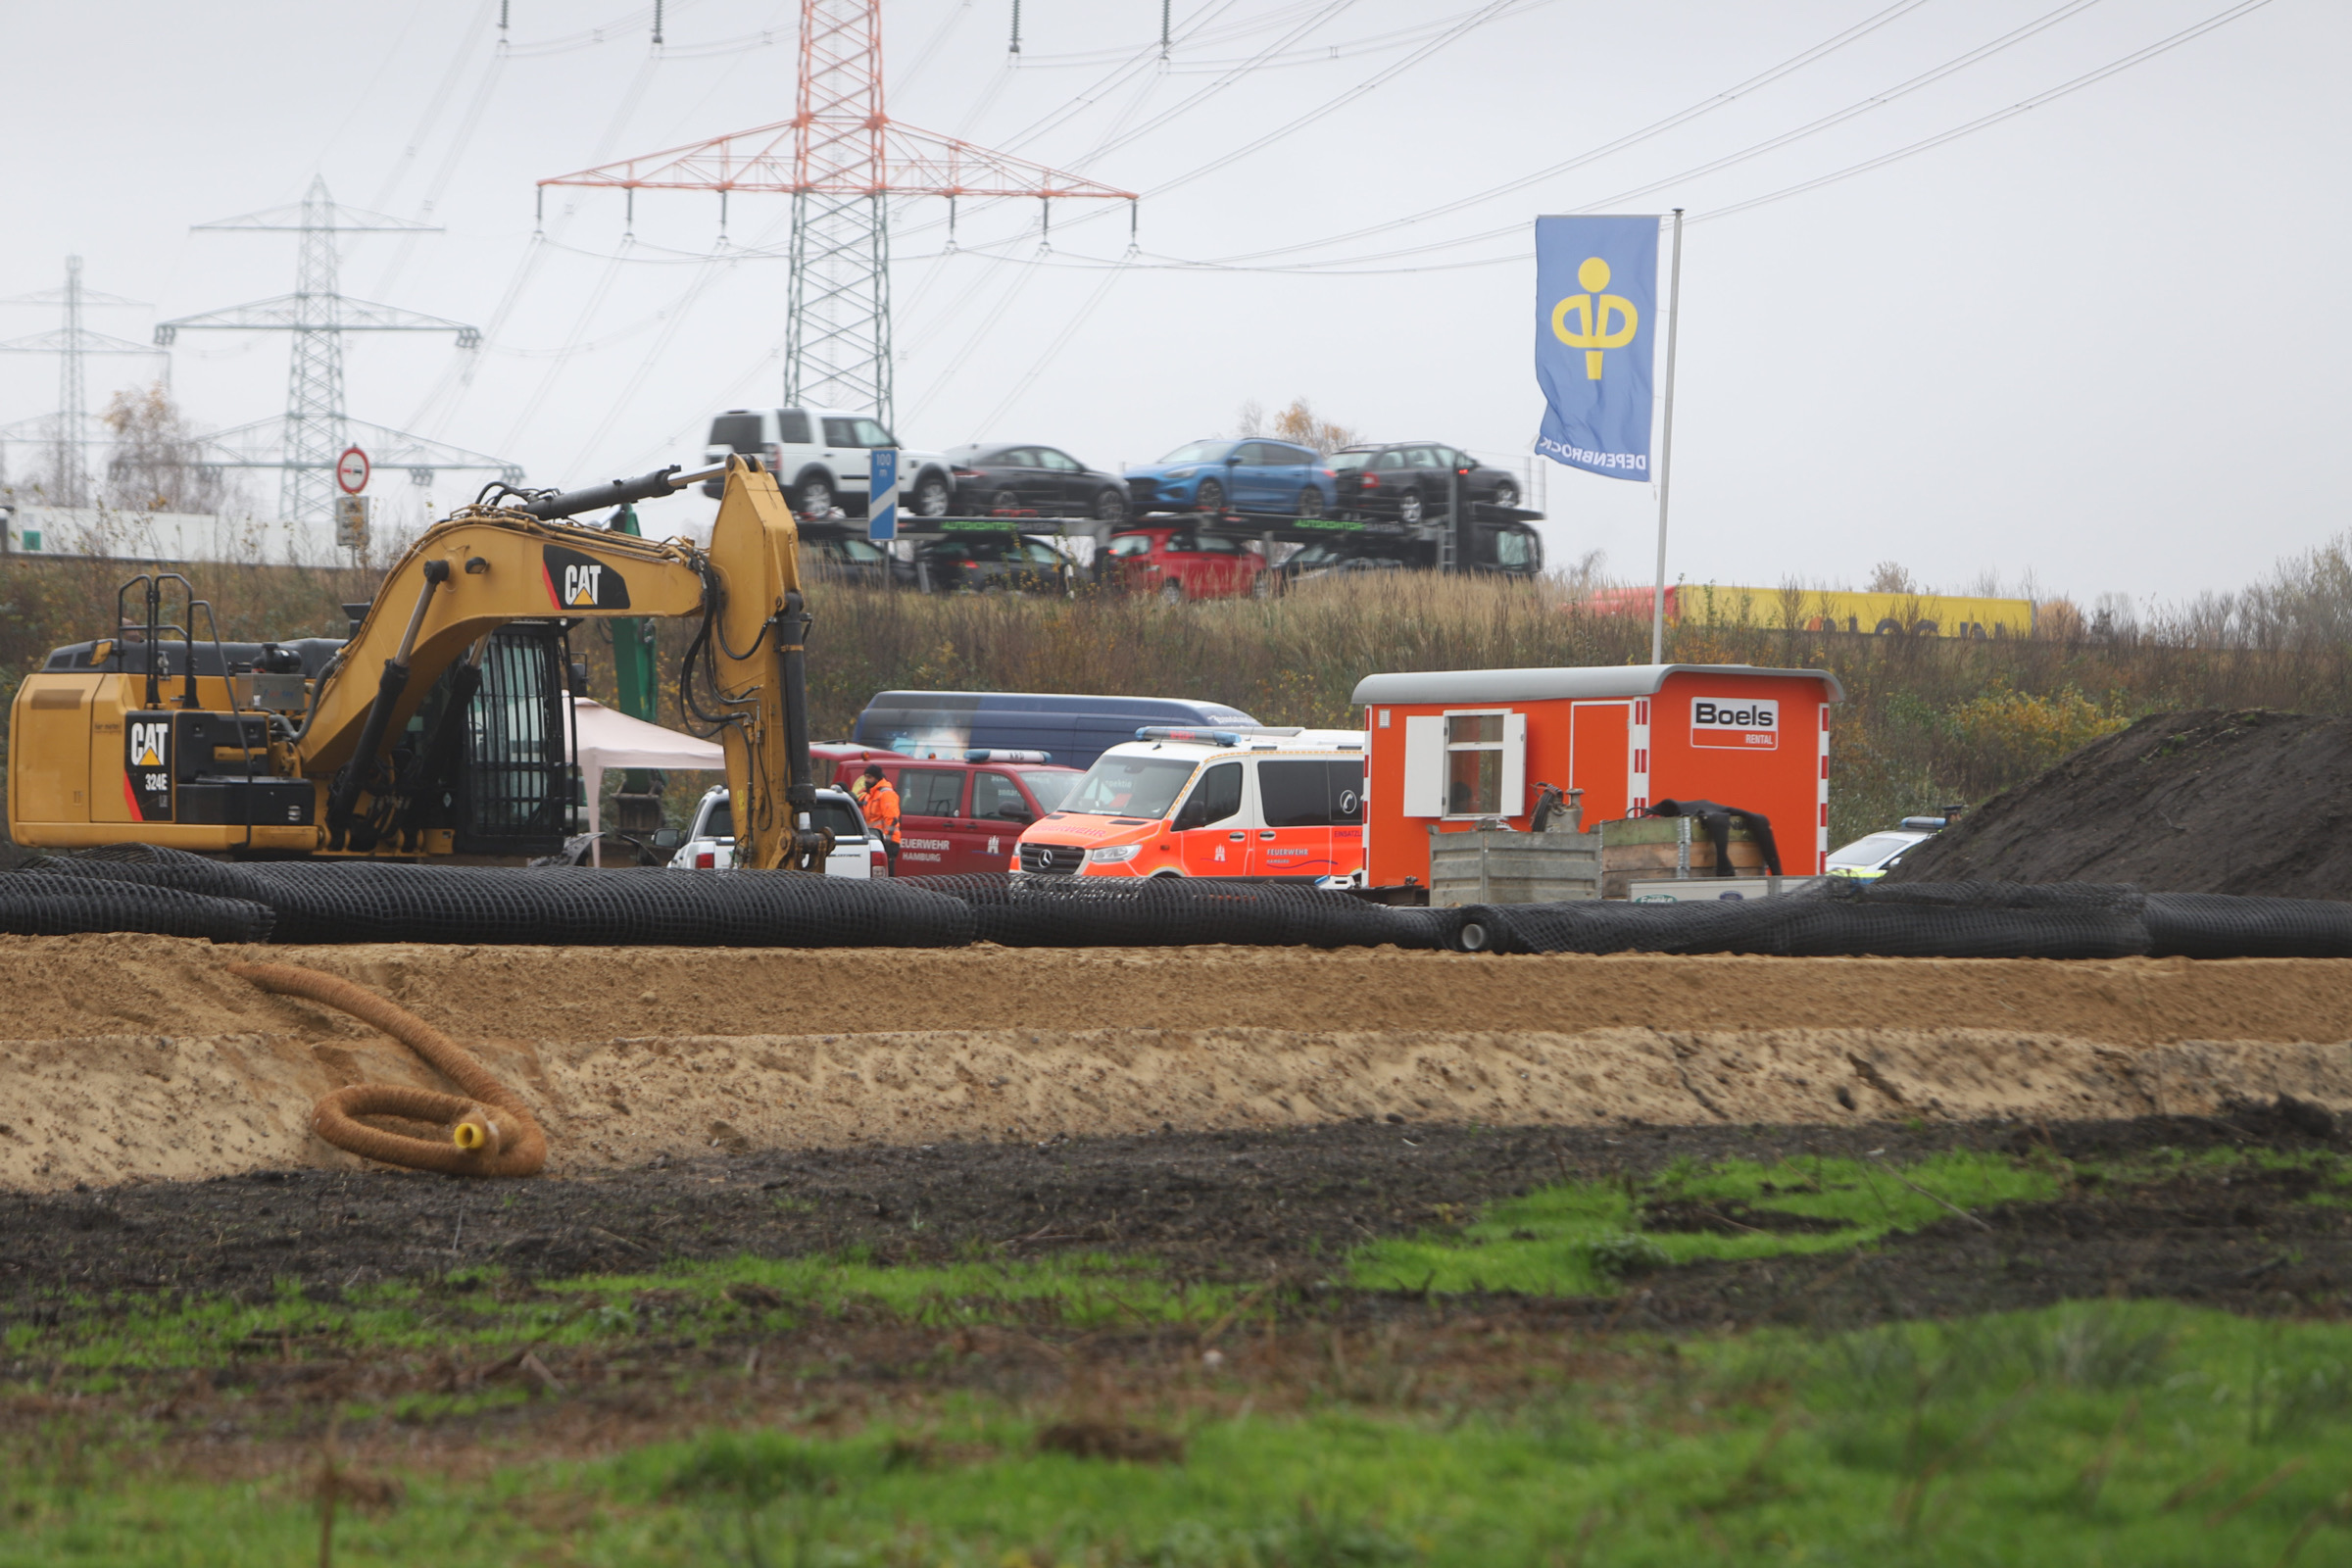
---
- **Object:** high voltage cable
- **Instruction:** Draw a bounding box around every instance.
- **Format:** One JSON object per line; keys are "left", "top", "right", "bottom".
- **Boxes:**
{"left": 1057, "top": 0, "right": 1359, "bottom": 166}
{"left": 1133, "top": 0, "right": 2124, "bottom": 272}
{"left": 935, "top": 0, "right": 2281, "bottom": 275}
{"left": 966, "top": 264, "right": 1130, "bottom": 440}
{"left": 1692, "top": 0, "right": 2280, "bottom": 223}
{"left": 368, "top": 0, "right": 499, "bottom": 213}
{"left": 1203, "top": 0, "right": 1936, "bottom": 265}
{"left": 1141, "top": 0, "right": 1520, "bottom": 198}
{"left": 1005, "top": 0, "right": 1560, "bottom": 73}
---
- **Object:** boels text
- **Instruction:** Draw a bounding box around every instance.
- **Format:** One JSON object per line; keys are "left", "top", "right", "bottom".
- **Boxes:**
{"left": 1690, "top": 697, "right": 1779, "bottom": 751}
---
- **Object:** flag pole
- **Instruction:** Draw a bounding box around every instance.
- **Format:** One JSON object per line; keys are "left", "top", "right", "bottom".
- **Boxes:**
{"left": 1650, "top": 207, "right": 1685, "bottom": 665}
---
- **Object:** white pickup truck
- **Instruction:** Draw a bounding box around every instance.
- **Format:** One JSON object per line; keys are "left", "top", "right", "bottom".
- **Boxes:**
{"left": 667, "top": 785, "right": 889, "bottom": 877}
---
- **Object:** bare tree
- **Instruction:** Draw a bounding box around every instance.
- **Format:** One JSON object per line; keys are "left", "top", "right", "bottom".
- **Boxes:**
{"left": 99, "top": 383, "right": 232, "bottom": 514}
{"left": 1234, "top": 396, "right": 1358, "bottom": 455}
{"left": 1270, "top": 397, "right": 1357, "bottom": 456}
{"left": 1866, "top": 561, "right": 1920, "bottom": 595}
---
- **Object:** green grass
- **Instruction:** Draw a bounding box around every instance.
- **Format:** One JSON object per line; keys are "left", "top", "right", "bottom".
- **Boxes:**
{"left": 1348, "top": 1151, "right": 2063, "bottom": 1296}
{"left": 9, "top": 1250, "right": 1236, "bottom": 1375}
{"left": 10, "top": 1305, "right": 2352, "bottom": 1565}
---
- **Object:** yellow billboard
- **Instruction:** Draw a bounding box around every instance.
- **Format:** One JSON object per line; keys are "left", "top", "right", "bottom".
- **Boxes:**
{"left": 1588, "top": 585, "right": 2036, "bottom": 640}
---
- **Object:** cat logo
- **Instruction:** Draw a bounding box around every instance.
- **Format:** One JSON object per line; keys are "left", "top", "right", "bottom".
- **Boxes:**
{"left": 542, "top": 545, "right": 632, "bottom": 611}
{"left": 129, "top": 720, "right": 168, "bottom": 769}
{"left": 123, "top": 712, "right": 175, "bottom": 821}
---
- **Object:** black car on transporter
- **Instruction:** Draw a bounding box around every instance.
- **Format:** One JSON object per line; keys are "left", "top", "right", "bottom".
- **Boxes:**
{"left": 942, "top": 444, "right": 1131, "bottom": 523}
{"left": 1327, "top": 443, "right": 1523, "bottom": 524}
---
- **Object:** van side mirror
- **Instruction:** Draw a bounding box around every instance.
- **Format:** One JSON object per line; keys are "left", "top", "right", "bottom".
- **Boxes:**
{"left": 1172, "top": 797, "right": 1207, "bottom": 832}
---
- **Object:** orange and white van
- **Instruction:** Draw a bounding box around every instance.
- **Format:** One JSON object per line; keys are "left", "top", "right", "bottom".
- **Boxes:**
{"left": 1011, "top": 726, "right": 1366, "bottom": 883}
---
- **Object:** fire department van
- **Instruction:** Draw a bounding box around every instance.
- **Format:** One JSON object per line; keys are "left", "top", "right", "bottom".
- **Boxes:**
{"left": 1011, "top": 726, "right": 1367, "bottom": 883}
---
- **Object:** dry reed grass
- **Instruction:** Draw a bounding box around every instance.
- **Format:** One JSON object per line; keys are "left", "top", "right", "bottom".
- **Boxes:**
{"left": 10, "top": 540, "right": 2352, "bottom": 849}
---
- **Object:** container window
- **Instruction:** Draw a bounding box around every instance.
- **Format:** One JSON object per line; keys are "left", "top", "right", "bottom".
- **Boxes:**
{"left": 1446, "top": 712, "right": 1504, "bottom": 815}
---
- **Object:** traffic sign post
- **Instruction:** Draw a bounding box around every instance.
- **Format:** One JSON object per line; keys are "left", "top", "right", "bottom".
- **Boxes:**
{"left": 336, "top": 447, "right": 370, "bottom": 495}
{"left": 867, "top": 449, "right": 900, "bottom": 543}
{"left": 334, "top": 494, "right": 370, "bottom": 553}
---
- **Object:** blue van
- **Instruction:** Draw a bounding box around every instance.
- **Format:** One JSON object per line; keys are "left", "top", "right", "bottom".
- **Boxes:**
{"left": 853, "top": 691, "right": 1260, "bottom": 771}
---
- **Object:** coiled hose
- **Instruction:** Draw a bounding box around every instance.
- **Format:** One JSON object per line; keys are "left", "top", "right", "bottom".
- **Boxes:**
{"left": 229, "top": 961, "right": 547, "bottom": 1178}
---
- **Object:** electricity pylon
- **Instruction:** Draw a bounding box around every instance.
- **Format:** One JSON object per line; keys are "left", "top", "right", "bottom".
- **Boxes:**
{"left": 158, "top": 177, "right": 519, "bottom": 522}
{"left": 0, "top": 257, "right": 163, "bottom": 506}
{"left": 538, "top": 0, "right": 1137, "bottom": 429}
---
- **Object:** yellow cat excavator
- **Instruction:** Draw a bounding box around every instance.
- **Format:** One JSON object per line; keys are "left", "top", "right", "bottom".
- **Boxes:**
{"left": 6, "top": 455, "right": 832, "bottom": 868}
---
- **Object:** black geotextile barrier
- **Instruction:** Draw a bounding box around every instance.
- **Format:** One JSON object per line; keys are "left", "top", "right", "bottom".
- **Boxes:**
{"left": 0, "top": 870, "right": 275, "bottom": 943}
{"left": 895, "top": 872, "right": 1466, "bottom": 950}
{"left": 1453, "top": 879, "right": 2155, "bottom": 959}
{"left": 2143, "top": 892, "right": 2352, "bottom": 959}
{"left": 19, "top": 846, "right": 975, "bottom": 948}
{"left": 19, "top": 847, "right": 2352, "bottom": 956}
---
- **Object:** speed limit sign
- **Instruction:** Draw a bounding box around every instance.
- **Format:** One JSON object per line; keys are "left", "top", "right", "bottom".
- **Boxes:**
{"left": 336, "top": 447, "right": 370, "bottom": 495}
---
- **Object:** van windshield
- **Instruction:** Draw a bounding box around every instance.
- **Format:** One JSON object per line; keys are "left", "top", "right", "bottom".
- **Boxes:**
{"left": 1015, "top": 769, "right": 1077, "bottom": 812}
{"left": 1061, "top": 755, "right": 1198, "bottom": 818}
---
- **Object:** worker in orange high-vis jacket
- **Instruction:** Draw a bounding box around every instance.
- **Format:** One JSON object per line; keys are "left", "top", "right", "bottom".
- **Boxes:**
{"left": 856, "top": 764, "right": 902, "bottom": 873}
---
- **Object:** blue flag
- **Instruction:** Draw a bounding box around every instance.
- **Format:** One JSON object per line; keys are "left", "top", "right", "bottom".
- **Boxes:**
{"left": 1534, "top": 215, "right": 1659, "bottom": 482}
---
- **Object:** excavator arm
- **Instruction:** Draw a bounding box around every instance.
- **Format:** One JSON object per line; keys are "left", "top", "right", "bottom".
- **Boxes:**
{"left": 303, "top": 454, "right": 825, "bottom": 868}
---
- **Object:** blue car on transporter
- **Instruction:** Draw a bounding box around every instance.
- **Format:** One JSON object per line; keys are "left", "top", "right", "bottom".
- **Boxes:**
{"left": 1123, "top": 439, "right": 1338, "bottom": 518}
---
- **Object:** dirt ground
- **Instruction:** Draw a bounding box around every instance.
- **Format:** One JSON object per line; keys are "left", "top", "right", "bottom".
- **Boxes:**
{"left": 10, "top": 936, "right": 2352, "bottom": 1189}
{"left": 6, "top": 1111, "right": 2344, "bottom": 1315}
{"left": 8, "top": 922, "right": 2352, "bottom": 1482}
{"left": 1889, "top": 709, "right": 2352, "bottom": 895}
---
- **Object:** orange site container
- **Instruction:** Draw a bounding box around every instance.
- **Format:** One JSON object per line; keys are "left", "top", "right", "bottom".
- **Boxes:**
{"left": 1348, "top": 662, "right": 1844, "bottom": 889}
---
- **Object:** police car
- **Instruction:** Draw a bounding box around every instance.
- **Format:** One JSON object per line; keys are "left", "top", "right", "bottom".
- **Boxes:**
{"left": 668, "top": 785, "right": 888, "bottom": 876}
{"left": 1824, "top": 815, "right": 1951, "bottom": 880}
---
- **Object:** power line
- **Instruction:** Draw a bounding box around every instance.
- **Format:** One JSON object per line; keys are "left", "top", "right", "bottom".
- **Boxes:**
{"left": 1137, "top": 0, "right": 2124, "bottom": 274}
{"left": 1693, "top": 0, "right": 2281, "bottom": 224}
{"left": 1141, "top": 0, "right": 1521, "bottom": 198}
{"left": 1203, "top": 0, "right": 1935, "bottom": 266}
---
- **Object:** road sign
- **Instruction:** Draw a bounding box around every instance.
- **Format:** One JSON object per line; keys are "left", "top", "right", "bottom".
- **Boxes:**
{"left": 334, "top": 494, "right": 370, "bottom": 552}
{"left": 336, "top": 447, "right": 370, "bottom": 495}
{"left": 867, "top": 449, "right": 900, "bottom": 542}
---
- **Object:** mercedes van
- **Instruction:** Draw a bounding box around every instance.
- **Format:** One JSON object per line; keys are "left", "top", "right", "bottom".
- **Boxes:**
{"left": 1011, "top": 726, "right": 1366, "bottom": 884}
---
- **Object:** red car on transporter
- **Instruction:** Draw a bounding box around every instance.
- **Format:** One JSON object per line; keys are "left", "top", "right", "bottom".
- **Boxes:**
{"left": 1103, "top": 525, "right": 1271, "bottom": 603}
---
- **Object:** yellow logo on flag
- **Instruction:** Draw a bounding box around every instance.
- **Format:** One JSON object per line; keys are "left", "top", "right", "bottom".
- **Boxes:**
{"left": 1550, "top": 257, "right": 1639, "bottom": 380}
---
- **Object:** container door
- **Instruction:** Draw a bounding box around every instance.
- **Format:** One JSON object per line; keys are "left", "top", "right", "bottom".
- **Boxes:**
{"left": 1174, "top": 760, "right": 1247, "bottom": 875}
{"left": 1567, "top": 701, "right": 1632, "bottom": 825}
{"left": 1250, "top": 758, "right": 1335, "bottom": 878}
{"left": 1327, "top": 757, "right": 1365, "bottom": 877}
{"left": 892, "top": 764, "right": 967, "bottom": 872}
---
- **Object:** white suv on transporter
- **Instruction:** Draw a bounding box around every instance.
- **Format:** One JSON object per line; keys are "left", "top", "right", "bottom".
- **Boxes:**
{"left": 701, "top": 407, "right": 957, "bottom": 521}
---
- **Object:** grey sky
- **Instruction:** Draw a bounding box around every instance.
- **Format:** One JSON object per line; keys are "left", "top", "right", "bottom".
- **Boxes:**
{"left": 1, "top": 0, "right": 2339, "bottom": 605}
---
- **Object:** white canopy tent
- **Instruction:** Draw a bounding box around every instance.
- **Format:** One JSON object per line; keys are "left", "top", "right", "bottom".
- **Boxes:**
{"left": 569, "top": 698, "right": 724, "bottom": 864}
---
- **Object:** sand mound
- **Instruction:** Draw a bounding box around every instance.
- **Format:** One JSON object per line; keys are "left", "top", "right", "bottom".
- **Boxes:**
{"left": 8, "top": 934, "right": 2352, "bottom": 1190}
{"left": 10, "top": 1024, "right": 2352, "bottom": 1192}
{"left": 1889, "top": 710, "right": 2352, "bottom": 896}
